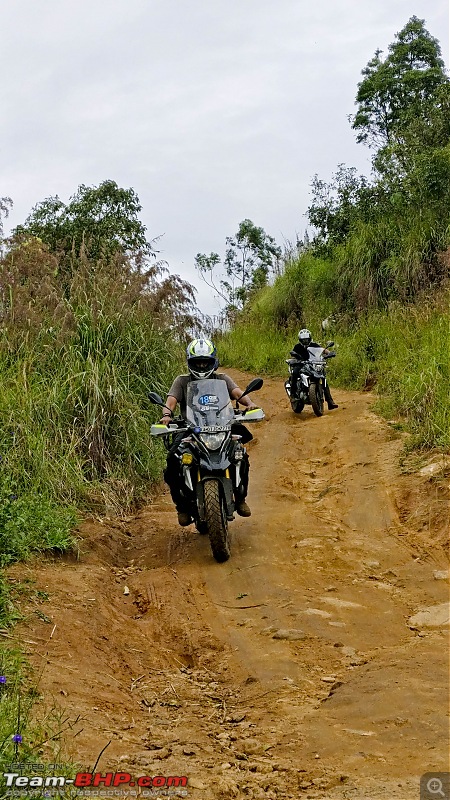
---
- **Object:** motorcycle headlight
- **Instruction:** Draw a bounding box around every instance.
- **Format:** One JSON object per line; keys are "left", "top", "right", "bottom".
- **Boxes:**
{"left": 200, "top": 432, "right": 226, "bottom": 450}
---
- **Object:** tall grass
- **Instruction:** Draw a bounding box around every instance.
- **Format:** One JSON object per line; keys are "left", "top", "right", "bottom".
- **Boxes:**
{"left": 0, "top": 238, "right": 193, "bottom": 781}
{"left": 250, "top": 253, "right": 338, "bottom": 328}
{"left": 218, "top": 321, "right": 291, "bottom": 375}
{"left": 336, "top": 209, "right": 449, "bottom": 309}
{"left": 0, "top": 240, "right": 187, "bottom": 565}
{"left": 220, "top": 289, "right": 450, "bottom": 450}
{"left": 332, "top": 299, "right": 450, "bottom": 448}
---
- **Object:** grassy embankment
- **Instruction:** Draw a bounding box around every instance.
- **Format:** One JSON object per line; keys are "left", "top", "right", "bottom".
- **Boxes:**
{"left": 219, "top": 250, "right": 450, "bottom": 451}
{"left": 0, "top": 239, "right": 186, "bottom": 771}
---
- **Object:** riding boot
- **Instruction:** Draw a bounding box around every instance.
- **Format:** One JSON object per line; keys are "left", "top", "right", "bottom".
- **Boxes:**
{"left": 324, "top": 382, "right": 338, "bottom": 410}
{"left": 234, "top": 454, "right": 251, "bottom": 516}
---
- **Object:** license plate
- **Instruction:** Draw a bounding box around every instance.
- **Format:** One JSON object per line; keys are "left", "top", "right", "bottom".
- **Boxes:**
{"left": 199, "top": 425, "right": 229, "bottom": 433}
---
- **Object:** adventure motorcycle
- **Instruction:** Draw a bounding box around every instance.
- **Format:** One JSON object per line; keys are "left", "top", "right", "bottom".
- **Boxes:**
{"left": 284, "top": 344, "right": 336, "bottom": 417}
{"left": 149, "top": 378, "right": 264, "bottom": 563}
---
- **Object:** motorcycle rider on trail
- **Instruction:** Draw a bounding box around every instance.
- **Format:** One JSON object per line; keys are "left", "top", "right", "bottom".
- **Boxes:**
{"left": 160, "top": 338, "right": 258, "bottom": 527}
{"left": 290, "top": 329, "right": 338, "bottom": 410}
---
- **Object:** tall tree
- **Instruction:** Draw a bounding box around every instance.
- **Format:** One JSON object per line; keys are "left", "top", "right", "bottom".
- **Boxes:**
{"left": 351, "top": 17, "right": 448, "bottom": 151}
{"left": 196, "top": 219, "right": 281, "bottom": 317}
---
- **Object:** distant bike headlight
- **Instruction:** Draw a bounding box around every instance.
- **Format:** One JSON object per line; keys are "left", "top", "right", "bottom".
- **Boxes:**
{"left": 200, "top": 432, "right": 226, "bottom": 450}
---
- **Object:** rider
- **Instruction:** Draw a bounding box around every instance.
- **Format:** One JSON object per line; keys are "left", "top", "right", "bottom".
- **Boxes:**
{"left": 159, "top": 338, "right": 258, "bottom": 526}
{"left": 290, "top": 328, "right": 338, "bottom": 410}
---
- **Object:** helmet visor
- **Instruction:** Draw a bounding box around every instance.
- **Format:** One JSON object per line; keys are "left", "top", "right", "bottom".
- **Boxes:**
{"left": 188, "top": 356, "right": 216, "bottom": 377}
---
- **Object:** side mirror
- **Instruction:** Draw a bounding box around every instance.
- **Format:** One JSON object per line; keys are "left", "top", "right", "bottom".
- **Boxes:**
{"left": 149, "top": 391, "right": 174, "bottom": 417}
{"left": 149, "top": 391, "right": 164, "bottom": 406}
{"left": 240, "top": 377, "right": 264, "bottom": 399}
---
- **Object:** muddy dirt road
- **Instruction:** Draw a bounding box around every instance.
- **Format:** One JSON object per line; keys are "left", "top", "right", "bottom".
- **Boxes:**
{"left": 15, "top": 372, "right": 449, "bottom": 799}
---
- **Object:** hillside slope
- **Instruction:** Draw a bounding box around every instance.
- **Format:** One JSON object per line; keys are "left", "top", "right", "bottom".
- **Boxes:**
{"left": 11, "top": 373, "right": 449, "bottom": 799}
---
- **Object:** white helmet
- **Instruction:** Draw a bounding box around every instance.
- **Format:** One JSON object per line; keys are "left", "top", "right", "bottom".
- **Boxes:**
{"left": 186, "top": 338, "right": 218, "bottom": 379}
{"left": 298, "top": 328, "right": 312, "bottom": 346}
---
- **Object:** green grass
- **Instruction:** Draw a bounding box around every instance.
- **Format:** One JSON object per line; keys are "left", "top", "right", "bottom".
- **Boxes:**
{"left": 0, "top": 644, "right": 78, "bottom": 797}
{"left": 0, "top": 262, "right": 185, "bottom": 566}
{"left": 218, "top": 321, "right": 292, "bottom": 375}
{"left": 219, "top": 292, "right": 450, "bottom": 451}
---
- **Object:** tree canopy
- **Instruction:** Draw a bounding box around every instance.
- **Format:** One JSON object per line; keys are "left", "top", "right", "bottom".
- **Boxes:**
{"left": 351, "top": 17, "right": 447, "bottom": 152}
{"left": 13, "top": 180, "right": 153, "bottom": 263}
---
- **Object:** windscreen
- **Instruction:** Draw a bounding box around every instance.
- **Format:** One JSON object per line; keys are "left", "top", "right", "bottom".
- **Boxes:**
{"left": 307, "top": 346, "right": 325, "bottom": 362}
{"left": 186, "top": 379, "right": 235, "bottom": 429}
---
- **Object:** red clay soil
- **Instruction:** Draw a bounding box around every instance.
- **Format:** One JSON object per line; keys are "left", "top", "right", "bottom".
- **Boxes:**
{"left": 8, "top": 372, "right": 449, "bottom": 799}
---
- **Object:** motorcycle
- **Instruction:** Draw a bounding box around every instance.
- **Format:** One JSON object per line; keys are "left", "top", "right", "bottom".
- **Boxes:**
{"left": 149, "top": 377, "right": 264, "bottom": 563}
{"left": 284, "top": 342, "right": 336, "bottom": 417}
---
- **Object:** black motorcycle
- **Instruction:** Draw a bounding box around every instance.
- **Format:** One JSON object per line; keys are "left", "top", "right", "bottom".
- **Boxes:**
{"left": 284, "top": 343, "right": 336, "bottom": 417}
{"left": 149, "top": 377, "right": 264, "bottom": 563}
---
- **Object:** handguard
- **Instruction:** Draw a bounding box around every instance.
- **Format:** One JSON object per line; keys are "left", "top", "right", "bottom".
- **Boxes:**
{"left": 150, "top": 423, "right": 179, "bottom": 436}
{"left": 235, "top": 407, "right": 265, "bottom": 422}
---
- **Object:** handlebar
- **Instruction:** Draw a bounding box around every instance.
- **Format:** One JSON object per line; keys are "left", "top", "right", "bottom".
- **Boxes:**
{"left": 151, "top": 408, "right": 264, "bottom": 437}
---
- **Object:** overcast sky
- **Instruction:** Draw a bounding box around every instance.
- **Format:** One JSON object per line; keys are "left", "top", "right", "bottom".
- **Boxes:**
{"left": 1, "top": 0, "right": 448, "bottom": 314}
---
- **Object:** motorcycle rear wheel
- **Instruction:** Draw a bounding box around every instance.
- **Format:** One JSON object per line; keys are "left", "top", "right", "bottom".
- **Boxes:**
{"left": 309, "top": 383, "right": 324, "bottom": 416}
{"left": 203, "top": 480, "right": 231, "bottom": 563}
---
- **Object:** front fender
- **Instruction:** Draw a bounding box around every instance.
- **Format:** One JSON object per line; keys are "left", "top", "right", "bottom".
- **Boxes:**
{"left": 196, "top": 473, "right": 235, "bottom": 522}
{"left": 198, "top": 451, "right": 233, "bottom": 471}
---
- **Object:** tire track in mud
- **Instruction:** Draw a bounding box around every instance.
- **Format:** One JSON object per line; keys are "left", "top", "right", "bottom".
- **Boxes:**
{"left": 12, "top": 373, "right": 449, "bottom": 799}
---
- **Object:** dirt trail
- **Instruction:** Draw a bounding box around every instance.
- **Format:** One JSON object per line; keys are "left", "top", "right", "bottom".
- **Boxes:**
{"left": 12, "top": 373, "right": 449, "bottom": 799}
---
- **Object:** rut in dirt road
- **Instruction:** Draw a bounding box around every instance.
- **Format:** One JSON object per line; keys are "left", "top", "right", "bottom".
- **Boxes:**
{"left": 15, "top": 372, "right": 449, "bottom": 800}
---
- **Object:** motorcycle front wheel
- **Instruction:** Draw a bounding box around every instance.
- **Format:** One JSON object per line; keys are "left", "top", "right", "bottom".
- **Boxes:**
{"left": 290, "top": 397, "right": 305, "bottom": 414}
{"left": 309, "top": 383, "right": 324, "bottom": 416}
{"left": 203, "top": 479, "right": 231, "bottom": 563}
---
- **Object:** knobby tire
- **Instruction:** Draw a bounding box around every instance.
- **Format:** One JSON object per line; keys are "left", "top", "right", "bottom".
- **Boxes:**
{"left": 309, "top": 382, "right": 324, "bottom": 416}
{"left": 203, "top": 480, "right": 231, "bottom": 563}
{"left": 291, "top": 397, "right": 305, "bottom": 414}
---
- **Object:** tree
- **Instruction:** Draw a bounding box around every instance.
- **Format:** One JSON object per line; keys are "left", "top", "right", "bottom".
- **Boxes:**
{"left": 307, "top": 165, "right": 374, "bottom": 249}
{"left": 0, "top": 196, "right": 12, "bottom": 243}
{"left": 351, "top": 17, "right": 448, "bottom": 151}
{"left": 13, "top": 180, "right": 153, "bottom": 263}
{"left": 194, "top": 251, "right": 227, "bottom": 305}
{"left": 196, "top": 219, "right": 281, "bottom": 317}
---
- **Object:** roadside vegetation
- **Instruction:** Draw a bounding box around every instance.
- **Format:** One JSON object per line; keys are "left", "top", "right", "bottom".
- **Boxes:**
{"left": 218, "top": 17, "right": 450, "bottom": 451}
{"left": 0, "top": 182, "right": 193, "bottom": 776}
{"left": 0, "top": 181, "right": 194, "bottom": 564}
